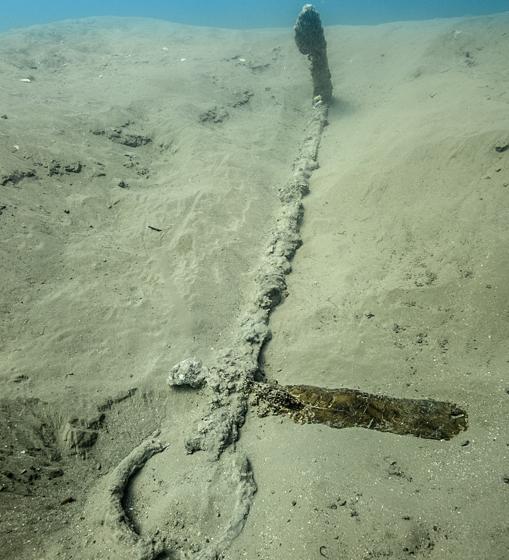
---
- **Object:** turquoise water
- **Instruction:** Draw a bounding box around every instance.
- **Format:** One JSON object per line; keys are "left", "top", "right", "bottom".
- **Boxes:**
{"left": 1, "top": 0, "right": 508, "bottom": 31}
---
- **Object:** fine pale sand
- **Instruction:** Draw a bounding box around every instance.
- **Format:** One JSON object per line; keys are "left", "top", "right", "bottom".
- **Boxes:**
{"left": 0, "top": 13, "right": 508, "bottom": 560}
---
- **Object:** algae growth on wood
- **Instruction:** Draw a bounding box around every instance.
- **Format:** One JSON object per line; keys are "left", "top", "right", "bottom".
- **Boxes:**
{"left": 254, "top": 383, "right": 467, "bottom": 440}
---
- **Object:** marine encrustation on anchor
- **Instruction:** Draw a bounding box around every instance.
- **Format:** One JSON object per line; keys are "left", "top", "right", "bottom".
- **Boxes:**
{"left": 295, "top": 4, "right": 333, "bottom": 103}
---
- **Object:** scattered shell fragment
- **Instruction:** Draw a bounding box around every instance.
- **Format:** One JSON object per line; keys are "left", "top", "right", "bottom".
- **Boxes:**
{"left": 19, "top": 78, "right": 32, "bottom": 83}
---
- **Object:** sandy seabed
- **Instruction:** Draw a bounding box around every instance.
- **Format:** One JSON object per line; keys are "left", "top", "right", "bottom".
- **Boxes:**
{"left": 0, "top": 12, "right": 508, "bottom": 560}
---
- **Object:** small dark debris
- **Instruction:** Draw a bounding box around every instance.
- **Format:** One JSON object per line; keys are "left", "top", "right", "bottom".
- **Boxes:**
{"left": 199, "top": 107, "right": 229, "bottom": 124}
{"left": 1, "top": 169, "right": 36, "bottom": 186}
{"left": 502, "top": 476, "right": 509, "bottom": 484}
{"left": 120, "top": 133, "right": 152, "bottom": 147}
{"left": 1, "top": 114, "right": 7, "bottom": 119}
{"left": 123, "top": 154, "right": 150, "bottom": 177}
{"left": 148, "top": 225, "right": 162, "bottom": 232}
{"left": 438, "top": 338, "right": 449, "bottom": 353}
{"left": 231, "top": 89, "right": 254, "bottom": 108}
{"left": 464, "top": 51, "right": 475, "bottom": 66}
{"left": 461, "top": 440, "right": 470, "bottom": 447}
{"left": 291, "top": 500, "right": 297, "bottom": 506}
{"left": 388, "top": 460, "right": 412, "bottom": 481}
{"left": 415, "top": 333, "right": 428, "bottom": 345}
{"left": 60, "top": 496, "right": 76, "bottom": 505}
{"left": 495, "top": 144, "right": 509, "bottom": 153}
{"left": 319, "top": 545, "right": 328, "bottom": 558}
{"left": 93, "top": 127, "right": 152, "bottom": 147}
{"left": 97, "top": 388, "right": 137, "bottom": 412}
{"left": 118, "top": 180, "right": 129, "bottom": 189}
{"left": 48, "top": 160, "right": 82, "bottom": 176}
{"left": 92, "top": 162, "right": 106, "bottom": 178}
{"left": 248, "top": 62, "right": 270, "bottom": 73}
{"left": 365, "top": 312, "right": 375, "bottom": 319}
{"left": 11, "top": 374, "right": 29, "bottom": 383}
{"left": 122, "top": 134, "right": 152, "bottom": 148}
{"left": 46, "top": 467, "right": 64, "bottom": 479}
{"left": 64, "top": 209, "right": 70, "bottom": 214}
{"left": 64, "top": 162, "right": 82, "bottom": 173}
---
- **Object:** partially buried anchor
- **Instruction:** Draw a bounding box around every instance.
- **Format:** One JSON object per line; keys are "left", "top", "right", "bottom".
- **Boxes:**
{"left": 295, "top": 4, "right": 334, "bottom": 103}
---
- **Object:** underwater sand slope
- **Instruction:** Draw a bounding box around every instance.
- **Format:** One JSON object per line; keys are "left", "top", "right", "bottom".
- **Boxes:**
{"left": 0, "top": 17, "right": 311, "bottom": 559}
{"left": 237, "top": 13, "right": 509, "bottom": 560}
{"left": 0, "top": 11, "right": 508, "bottom": 560}
{"left": 0, "top": 18, "right": 310, "bottom": 402}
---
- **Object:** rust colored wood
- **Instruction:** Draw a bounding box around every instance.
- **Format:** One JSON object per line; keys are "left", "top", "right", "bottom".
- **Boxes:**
{"left": 254, "top": 383, "right": 467, "bottom": 440}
